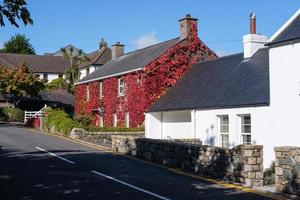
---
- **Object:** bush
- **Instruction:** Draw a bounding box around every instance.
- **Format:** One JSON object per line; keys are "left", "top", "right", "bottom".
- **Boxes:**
{"left": 263, "top": 161, "right": 275, "bottom": 185}
{"left": 45, "top": 107, "right": 80, "bottom": 135}
{"left": 0, "top": 107, "right": 24, "bottom": 122}
{"left": 74, "top": 115, "right": 92, "bottom": 126}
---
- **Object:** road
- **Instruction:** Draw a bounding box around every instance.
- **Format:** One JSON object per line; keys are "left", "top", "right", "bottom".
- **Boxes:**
{"left": 0, "top": 122, "right": 276, "bottom": 200}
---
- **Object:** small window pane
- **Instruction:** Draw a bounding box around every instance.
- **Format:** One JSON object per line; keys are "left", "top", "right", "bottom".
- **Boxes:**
{"left": 221, "top": 134, "right": 229, "bottom": 148}
{"left": 242, "top": 135, "right": 251, "bottom": 144}
{"left": 242, "top": 125, "right": 251, "bottom": 133}
{"left": 220, "top": 115, "right": 229, "bottom": 133}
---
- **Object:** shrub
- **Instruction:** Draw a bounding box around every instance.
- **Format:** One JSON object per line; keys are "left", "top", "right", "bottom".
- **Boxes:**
{"left": 74, "top": 115, "right": 92, "bottom": 126}
{"left": 0, "top": 107, "right": 24, "bottom": 122}
{"left": 45, "top": 108, "right": 80, "bottom": 135}
{"left": 263, "top": 161, "right": 275, "bottom": 185}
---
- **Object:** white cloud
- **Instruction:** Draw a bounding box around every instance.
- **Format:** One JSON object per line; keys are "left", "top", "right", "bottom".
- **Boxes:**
{"left": 132, "top": 31, "right": 160, "bottom": 49}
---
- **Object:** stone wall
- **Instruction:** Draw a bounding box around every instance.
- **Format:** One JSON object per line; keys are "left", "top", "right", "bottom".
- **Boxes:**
{"left": 70, "top": 128, "right": 144, "bottom": 147}
{"left": 112, "top": 137, "right": 263, "bottom": 187}
{"left": 275, "top": 146, "right": 300, "bottom": 195}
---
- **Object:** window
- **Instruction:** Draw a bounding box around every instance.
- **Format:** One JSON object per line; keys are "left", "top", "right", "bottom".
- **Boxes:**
{"left": 99, "top": 116, "right": 103, "bottom": 128}
{"left": 99, "top": 81, "right": 103, "bottom": 99}
{"left": 118, "top": 78, "right": 125, "bottom": 96}
{"left": 241, "top": 114, "right": 251, "bottom": 144}
{"left": 86, "top": 67, "right": 90, "bottom": 75}
{"left": 43, "top": 73, "right": 48, "bottom": 82}
{"left": 219, "top": 115, "right": 229, "bottom": 148}
{"left": 125, "top": 112, "right": 130, "bottom": 128}
{"left": 86, "top": 84, "right": 90, "bottom": 101}
{"left": 113, "top": 113, "right": 118, "bottom": 127}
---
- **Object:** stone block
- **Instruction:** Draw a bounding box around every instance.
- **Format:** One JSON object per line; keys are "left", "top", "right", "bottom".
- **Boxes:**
{"left": 275, "top": 167, "right": 283, "bottom": 176}
{"left": 244, "top": 150, "right": 254, "bottom": 157}
{"left": 283, "top": 169, "right": 293, "bottom": 180}
{"left": 244, "top": 164, "right": 253, "bottom": 172}
{"left": 294, "top": 156, "right": 300, "bottom": 163}
{"left": 245, "top": 178, "right": 253, "bottom": 187}
{"left": 256, "top": 157, "right": 263, "bottom": 164}
{"left": 248, "top": 157, "right": 257, "bottom": 165}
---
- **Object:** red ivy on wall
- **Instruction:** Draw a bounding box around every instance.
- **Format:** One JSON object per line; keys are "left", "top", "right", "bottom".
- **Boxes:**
{"left": 74, "top": 20, "right": 217, "bottom": 128}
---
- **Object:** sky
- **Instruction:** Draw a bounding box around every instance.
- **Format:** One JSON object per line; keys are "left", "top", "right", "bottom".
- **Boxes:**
{"left": 0, "top": 1, "right": 299, "bottom": 56}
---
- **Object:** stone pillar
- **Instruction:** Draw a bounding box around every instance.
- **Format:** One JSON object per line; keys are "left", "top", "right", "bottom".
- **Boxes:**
{"left": 274, "top": 146, "right": 300, "bottom": 195}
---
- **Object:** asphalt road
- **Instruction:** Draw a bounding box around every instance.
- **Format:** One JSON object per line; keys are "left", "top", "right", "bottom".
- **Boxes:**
{"left": 0, "top": 122, "right": 276, "bottom": 200}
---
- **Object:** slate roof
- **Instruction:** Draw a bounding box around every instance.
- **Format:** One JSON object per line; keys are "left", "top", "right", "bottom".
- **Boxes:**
{"left": 267, "top": 13, "right": 300, "bottom": 45}
{"left": 77, "top": 38, "right": 183, "bottom": 84}
{"left": 39, "top": 89, "right": 74, "bottom": 105}
{"left": 79, "top": 47, "right": 112, "bottom": 69}
{"left": 149, "top": 48, "right": 270, "bottom": 112}
{"left": 0, "top": 53, "right": 69, "bottom": 74}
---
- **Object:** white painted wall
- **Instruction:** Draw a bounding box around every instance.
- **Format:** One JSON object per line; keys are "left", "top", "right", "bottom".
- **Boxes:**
{"left": 146, "top": 42, "right": 300, "bottom": 168}
{"left": 80, "top": 65, "right": 97, "bottom": 79}
{"left": 35, "top": 73, "right": 63, "bottom": 83}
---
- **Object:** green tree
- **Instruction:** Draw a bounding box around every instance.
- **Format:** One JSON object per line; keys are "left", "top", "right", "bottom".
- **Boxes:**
{"left": 0, "top": 64, "right": 44, "bottom": 105}
{"left": 0, "top": 0, "right": 33, "bottom": 27}
{"left": 61, "top": 47, "right": 89, "bottom": 93}
{"left": 1, "top": 34, "right": 35, "bottom": 54}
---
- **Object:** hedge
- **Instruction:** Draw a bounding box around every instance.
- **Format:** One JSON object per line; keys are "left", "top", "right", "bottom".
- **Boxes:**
{"left": 0, "top": 107, "right": 24, "bottom": 122}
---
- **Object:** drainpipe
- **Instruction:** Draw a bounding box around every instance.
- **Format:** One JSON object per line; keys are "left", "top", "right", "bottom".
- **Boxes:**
{"left": 193, "top": 109, "right": 196, "bottom": 139}
{"left": 161, "top": 112, "right": 163, "bottom": 139}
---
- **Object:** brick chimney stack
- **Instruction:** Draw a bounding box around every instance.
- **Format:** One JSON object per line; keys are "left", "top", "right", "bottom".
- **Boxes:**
{"left": 111, "top": 42, "right": 124, "bottom": 60}
{"left": 179, "top": 14, "right": 198, "bottom": 39}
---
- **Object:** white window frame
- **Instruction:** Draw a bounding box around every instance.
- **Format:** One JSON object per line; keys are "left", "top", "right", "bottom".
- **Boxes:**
{"left": 125, "top": 112, "right": 130, "bottom": 128}
{"left": 99, "top": 81, "right": 103, "bottom": 99}
{"left": 113, "top": 113, "right": 118, "bottom": 127}
{"left": 118, "top": 78, "right": 125, "bottom": 96}
{"left": 240, "top": 114, "right": 251, "bottom": 145}
{"left": 218, "top": 115, "right": 230, "bottom": 148}
{"left": 86, "top": 84, "right": 90, "bottom": 101}
{"left": 99, "top": 116, "right": 103, "bottom": 128}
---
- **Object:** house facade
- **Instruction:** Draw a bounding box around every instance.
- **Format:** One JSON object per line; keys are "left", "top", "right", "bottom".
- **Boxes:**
{"left": 145, "top": 10, "right": 300, "bottom": 168}
{"left": 74, "top": 15, "right": 217, "bottom": 128}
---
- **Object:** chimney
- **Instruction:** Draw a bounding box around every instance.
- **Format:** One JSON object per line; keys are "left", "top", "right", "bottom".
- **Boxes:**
{"left": 99, "top": 38, "right": 107, "bottom": 50}
{"left": 243, "top": 13, "right": 268, "bottom": 58}
{"left": 178, "top": 14, "right": 198, "bottom": 39}
{"left": 111, "top": 42, "right": 124, "bottom": 59}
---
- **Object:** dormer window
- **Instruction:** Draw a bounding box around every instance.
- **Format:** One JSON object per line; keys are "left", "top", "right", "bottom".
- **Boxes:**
{"left": 118, "top": 78, "right": 125, "bottom": 96}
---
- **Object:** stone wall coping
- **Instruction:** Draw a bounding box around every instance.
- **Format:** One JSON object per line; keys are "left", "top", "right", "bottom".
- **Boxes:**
{"left": 274, "top": 146, "right": 300, "bottom": 151}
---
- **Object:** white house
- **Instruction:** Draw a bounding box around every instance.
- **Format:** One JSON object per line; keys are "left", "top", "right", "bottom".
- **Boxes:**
{"left": 145, "top": 10, "right": 300, "bottom": 168}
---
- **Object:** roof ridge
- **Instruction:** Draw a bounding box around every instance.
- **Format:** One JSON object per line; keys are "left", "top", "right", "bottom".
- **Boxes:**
{"left": 119, "top": 37, "right": 181, "bottom": 58}
{"left": 194, "top": 52, "right": 243, "bottom": 66}
{"left": 0, "top": 52, "right": 66, "bottom": 59}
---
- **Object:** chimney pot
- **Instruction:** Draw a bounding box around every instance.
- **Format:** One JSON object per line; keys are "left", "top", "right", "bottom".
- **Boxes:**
{"left": 111, "top": 42, "right": 124, "bottom": 60}
{"left": 250, "top": 13, "right": 256, "bottom": 34}
{"left": 99, "top": 38, "right": 107, "bottom": 50}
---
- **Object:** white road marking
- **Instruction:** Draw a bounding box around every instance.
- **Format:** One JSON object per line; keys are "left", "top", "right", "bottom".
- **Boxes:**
{"left": 35, "top": 147, "right": 75, "bottom": 164}
{"left": 91, "top": 170, "right": 171, "bottom": 200}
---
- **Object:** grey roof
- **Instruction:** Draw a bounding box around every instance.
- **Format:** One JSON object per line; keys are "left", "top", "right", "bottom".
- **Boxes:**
{"left": 149, "top": 48, "right": 269, "bottom": 112}
{"left": 267, "top": 14, "right": 300, "bottom": 45}
{"left": 77, "top": 38, "right": 183, "bottom": 84}
{"left": 79, "top": 47, "right": 112, "bottom": 69}
{"left": 0, "top": 53, "right": 69, "bottom": 74}
{"left": 39, "top": 89, "right": 74, "bottom": 105}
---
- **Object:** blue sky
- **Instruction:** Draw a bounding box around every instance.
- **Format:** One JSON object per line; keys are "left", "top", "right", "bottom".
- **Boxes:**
{"left": 0, "top": 1, "right": 299, "bottom": 56}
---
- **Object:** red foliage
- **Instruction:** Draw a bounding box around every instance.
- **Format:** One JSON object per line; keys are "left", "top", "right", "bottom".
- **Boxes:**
{"left": 74, "top": 20, "right": 217, "bottom": 127}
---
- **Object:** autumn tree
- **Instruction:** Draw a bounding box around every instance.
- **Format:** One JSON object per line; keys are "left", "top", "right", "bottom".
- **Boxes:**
{"left": 0, "top": 34, "right": 35, "bottom": 54}
{"left": 0, "top": 0, "right": 32, "bottom": 27}
{"left": 0, "top": 64, "right": 44, "bottom": 105}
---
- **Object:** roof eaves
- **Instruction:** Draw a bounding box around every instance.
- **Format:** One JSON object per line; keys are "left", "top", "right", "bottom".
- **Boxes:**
{"left": 75, "top": 67, "right": 144, "bottom": 85}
